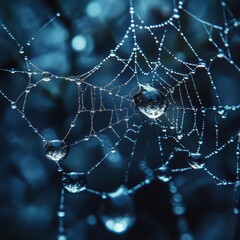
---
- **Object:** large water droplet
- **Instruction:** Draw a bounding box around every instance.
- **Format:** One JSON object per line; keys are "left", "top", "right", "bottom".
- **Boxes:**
{"left": 188, "top": 153, "right": 205, "bottom": 169}
{"left": 42, "top": 72, "right": 52, "bottom": 82}
{"left": 100, "top": 186, "right": 135, "bottom": 234}
{"left": 133, "top": 84, "right": 167, "bottom": 119}
{"left": 62, "top": 172, "right": 87, "bottom": 193}
{"left": 44, "top": 140, "right": 69, "bottom": 161}
{"left": 154, "top": 165, "right": 172, "bottom": 182}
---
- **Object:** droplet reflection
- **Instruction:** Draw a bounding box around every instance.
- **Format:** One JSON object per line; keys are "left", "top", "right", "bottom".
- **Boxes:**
{"left": 62, "top": 172, "right": 87, "bottom": 193}
{"left": 133, "top": 84, "right": 168, "bottom": 119}
{"left": 44, "top": 140, "right": 69, "bottom": 161}
{"left": 100, "top": 186, "right": 135, "bottom": 234}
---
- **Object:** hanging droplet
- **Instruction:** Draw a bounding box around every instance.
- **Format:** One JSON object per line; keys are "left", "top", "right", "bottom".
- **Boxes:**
{"left": 218, "top": 107, "right": 227, "bottom": 118}
{"left": 42, "top": 72, "right": 52, "bottom": 82}
{"left": 177, "top": 132, "right": 183, "bottom": 140}
{"left": 19, "top": 47, "right": 24, "bottom": 54}
{"left": 100, "top": 186, "right": 136, "bottom": 234}
{"left": 44, "top": 140, "right": 69, "bottom": 161}
{"left": 198, "top": 59, "right": 206, "bottom": 68}
{"left": 233, "top": 208, "right": 239, "bottom": 215}
{"left": 10, "top": 68, "right": 16, "bottom": 74}
{"left": 11, "top": 102, "right": 17, "bottom": 109}
{"left": 217, "top": 49, "right": 224, "bottom": 58}
{"left": 57, "top": 234, "right": 67, "bottom": 240}
{"left": 133, "top": 84, "right": 168, "bottom": 119}
{"left": 62, "top": 172, "right": 87, "bottom": 193}
{"left": 154, "top": 165, "right": 172, "bottom": 182}
{"left": 70, "top": 121, "right": 75, "bottom": 128}
{"left": 111, "top": 147, "right": 116, "bottom": 153}
{"left": 57, "top": 210, "right": 65, "bottom": 217}
{"left": 198, "top": 137, "right": 203, "bottom": 145}
{"left": 188, "top": 153, "right": 205, "bottom": 169}
{"left": 110, "top": 50, "right": 116, "bottom": 57}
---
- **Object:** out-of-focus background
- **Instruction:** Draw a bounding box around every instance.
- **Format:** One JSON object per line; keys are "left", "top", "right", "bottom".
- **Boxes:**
{"left": 0, "top": 0, "right": 240, "bottom": 239}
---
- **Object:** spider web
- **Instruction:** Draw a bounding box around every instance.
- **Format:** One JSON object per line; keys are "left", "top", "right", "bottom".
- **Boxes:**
{"left": 0, "top": 0, "right": 240, "bottom": 239}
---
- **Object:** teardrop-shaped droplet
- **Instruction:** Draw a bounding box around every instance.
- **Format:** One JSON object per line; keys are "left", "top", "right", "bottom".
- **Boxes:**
{"left": 62, "top": 172, "right": 87, "bottom": 193}
{"left": 188, "top": 153, "right": 205, "bottom": 169}
{"left": 100, "top": 186, "right": 135, "bottom": 234}
{"left": 154, "top": 165, "right": 172, "bottom": 182}
{"left": 42, "top": 72, "right": 52, "bottom": 82}
{"left": 44, "top": 140, "right": 69, "bottom": 161}
{"left": 133, "top": 84, "right": 168, "bottom": 119}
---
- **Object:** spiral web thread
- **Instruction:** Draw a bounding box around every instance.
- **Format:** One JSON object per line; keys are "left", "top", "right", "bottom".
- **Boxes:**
{"left": 0, "top": 0, "right": 240, "bottom": 238}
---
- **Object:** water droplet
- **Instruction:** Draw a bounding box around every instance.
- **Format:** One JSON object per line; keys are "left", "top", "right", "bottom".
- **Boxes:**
{"left": 110, "top": 50, "right": 116, "bottom": 57}
{"left": 102, "top": 193, "right": 108, "bottom": 199}
{"left": 111, "top": 147, "right": 116, "bottom": 153}
{"left": 57, "top": 210, "right": 65, "bottom": 217}
{"left": 42, "top": 72, "right": 52, "bottom": 82}
{"left": 173, "top": 13, "right": 180, "bottom": 19}
{"left": 11, "top": 102, "right": 17, "bottom": 109}
{"left": 84, "top": 136, "right": 90, "bottom": 141}
{"left": 44, "top": 140, "right": 69, "bottom": 161}
{"left": 129, "top": 7, "right": 134, "bottom": 14}
{"left": 198, "top": 59, "right": 206, "bottom": 68}
{"left": 198, "top": 137, "right": 203, "bottom": 145}
{"left": 233, "top": 208, "right": 239, "bottom": 215}
{"left": 19, "top": 47, "right": 24, "bottom": 54}
{"left": 133, "top": 84, "right": 168, "bottom": 119}
{"left": 177, "top": 132, "right": 183, "bottom": 140}
{"left": 217, "top": 49, "right": 224, "bottom": 58}
{"left": 10, "top": 68, "right": 16, "bottom": 74}
{"left": 154, "top": 165, "right": 172, "bottom": 182}
{"left": 218, "top": 107, "right": 227, "bottom": 118}
{"left": 100, "top": 186, "right": 135, "bottom": 234}
{"left": 62, "top": 172, "right": 87, "bottom": 193}
{"left": 87, "top": 215, "right": 97, "bottom": 225}
{"left": 70, "top": 121, "right": 75, "bottom": 128}
{"left": 173, "top": 205, "right": 185, "bottom": 215}
{"left": 25, "top": 87, "right": 30, "bottom": 93}
{"left": 57, "top": 234, "right": 67, "bottom": 240}
{"left": 188, "top": 153, "right": 205, "bottom": 169}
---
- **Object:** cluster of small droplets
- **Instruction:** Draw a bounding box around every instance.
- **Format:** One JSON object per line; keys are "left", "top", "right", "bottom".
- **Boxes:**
{"left": 0, "top": 0, "right": 239, "bottom": 239}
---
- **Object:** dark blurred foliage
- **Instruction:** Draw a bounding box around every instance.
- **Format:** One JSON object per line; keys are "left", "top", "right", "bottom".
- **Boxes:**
{"left": 0, "top": 0, "right": 240, "bottom": 240}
